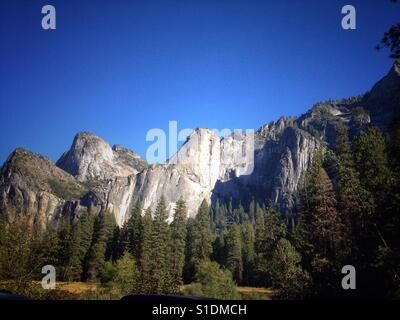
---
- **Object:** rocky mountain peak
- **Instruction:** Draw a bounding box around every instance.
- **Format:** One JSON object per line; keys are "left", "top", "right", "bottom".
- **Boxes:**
{"left": 364, "top": 60, "right": 400, "bottom": 130}
{"left": 112, "top": 144, "right": 148, "bottom": 174}
{"left": 0, "top": 147, "right": 87, "bottom": 228}
{"left": 257, "top": 116, "right": 296, "bottom": 140}
{"left": 56, "top": 132, "right": 147, "bottom": 182}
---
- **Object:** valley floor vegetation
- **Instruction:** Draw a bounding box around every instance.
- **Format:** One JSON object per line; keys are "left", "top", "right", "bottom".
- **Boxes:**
{"left": 1, "top": 122, "right": 400, "bottom": 300}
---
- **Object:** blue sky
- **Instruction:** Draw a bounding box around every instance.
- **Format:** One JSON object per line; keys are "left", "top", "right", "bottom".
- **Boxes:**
{"left": 0, "top": 0, "right": 399, "bottom": 164}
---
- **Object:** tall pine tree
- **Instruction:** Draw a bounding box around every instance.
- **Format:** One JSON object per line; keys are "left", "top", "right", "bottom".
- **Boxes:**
{"left": 298, "top": 152, "right": 344, "bottom": 297}
{"left": 169, "top": 198, "right": 187, "bottom": 290}
{"left": 84, "top": 211, "right": 116, "bottom": 281}
{"left": 138, "top": 207, "right": 153, "bottom": 292}
{"left": 191, "top": 200, "right": 213, "bottom": 270}
{"left": 126, "top": 200, "right": 144, "bottom": 261}
{"left": 225, "top": 224, "right": 243, "bottom": 284}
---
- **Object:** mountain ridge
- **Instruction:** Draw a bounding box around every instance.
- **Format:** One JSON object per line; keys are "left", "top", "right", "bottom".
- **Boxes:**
{"left": 1, "top": 61, "right": 399, "bottom": 227}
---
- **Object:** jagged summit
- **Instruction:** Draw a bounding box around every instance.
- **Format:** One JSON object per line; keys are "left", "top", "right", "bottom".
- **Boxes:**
{"left": 56, "top": 131, "right": 147, "bottom": 182}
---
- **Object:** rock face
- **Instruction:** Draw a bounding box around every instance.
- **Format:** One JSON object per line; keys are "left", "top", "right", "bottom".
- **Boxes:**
{"left": 213, "top": 118, "right": 320, "bottom": 212}
{"left": 0, "top": 62, "right": 399, "bottom": 227}
{"left": 364, "top": 59, "right": 400, "bottom": 130}
{"left": 0, "top": 148, "right": 88, "bottom": 228}
{"left": 56, "top": 132, "right": 147, "bottom": 182}
{"left": 133, "top": 129, "right": 221, "bottom": 220}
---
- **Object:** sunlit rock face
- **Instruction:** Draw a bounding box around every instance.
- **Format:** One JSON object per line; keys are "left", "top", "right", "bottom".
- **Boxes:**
{"left": 132, "top": 129, "right": 221, "bottom": 219}
{"left": 56, "top": 132, "right": 147, "bottom": 182}
{"left": 0, "top": 148, "right": 88, "bottom": 229}
{"left": 0, "top": 62, "right": 399, "bottom": 227}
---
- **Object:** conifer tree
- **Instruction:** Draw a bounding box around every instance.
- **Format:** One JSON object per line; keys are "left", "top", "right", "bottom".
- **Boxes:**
{"left": 184, "top": 260, "right": 240, "bottom": 300}
{"left": 56, "top": 217, "right": 75, "bottom": 281}
{"left": 248, "top": 198, "right": 256, "bottom": 224}
{"left": 183, "top": 217, "right": 195, "bottom": 283}
{"left": 352, "top": 127, "right": 391, "bottom": 206}
{"left": 299, "top": 153, "right": 344, "bottom": 296}
{"left": 252, "top": 204, "right": 269, "bottom": 286}
{"left": 269, "top": 239, "right": 309, "bottom": 299}
{"left": 352, "top": 125, "right": 400, "bottom": 294}
{"left": 334, "top": 122, "right": 373, "bottom": 261}
{"left": 126, "top": 200, "right": 144, "bottom": 261}
{"left": 170, "top": 198, "right": 187, "bottom": 290}
{"left": 84, "top": 211, "right": 117, "bottom": 281}
{"left": 105, "top": 226, "right": 122, "bottom": 262}
{"left": 34, "top": 223, "right": 60, "bottom": 276}
{"left": 264, "top": 205, "right": 287, "bottom": 255}
{"left": 138, "top": 207, "right": 153, "bottom": 292}
{"left": 191, "top": 200, "right": 213, "bottom": 269}
{"left": 151, "top": 196, "right": 172, "bottom": 292}
{"left": 225, "top": 224, "right": 243, "bottom": 283}
{"left": 0, "top": 214, "right": 36, "bottom": 288}
{"left": 241, "top": 222, "right": 255, "bottom": 285}
{"left": 69, "top": 211, "right": 95, "bottom": 281}
{"left": 139, "top": 197, "right": 172, "bottom": 293}
{"left": 212, "top": 229, "right": 227, "bottom": 266}
{"left": 114, "top": 251, "right": 137, "bottom": 296}
{"left": 254, "top": 204, "right": 266, "bottom": 253}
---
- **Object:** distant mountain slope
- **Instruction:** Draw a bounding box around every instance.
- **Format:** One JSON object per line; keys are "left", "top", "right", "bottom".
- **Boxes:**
{"left": 0, "top": 148, "right": 87, "bottom": 228}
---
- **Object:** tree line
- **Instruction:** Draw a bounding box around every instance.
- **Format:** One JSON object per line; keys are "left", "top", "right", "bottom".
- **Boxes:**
{"left": 1, "top": 121, "right": 399, "bottom": 299}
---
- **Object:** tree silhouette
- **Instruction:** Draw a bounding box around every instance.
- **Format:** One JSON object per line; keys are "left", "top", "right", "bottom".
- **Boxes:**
{"left": 377, "top": 0, "right": 400, "bottom": 59}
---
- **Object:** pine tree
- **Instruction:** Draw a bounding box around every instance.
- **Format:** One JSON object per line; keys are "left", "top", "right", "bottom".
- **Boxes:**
{"left": 150, "top": 196, "right": 172, "bottom": 292}
{"left": 269, "top": 239, "right": 309, "bottom": 299}
{"left": 56, "top": 216, "right": 75, "bottom": 281}
{"left": 84, "top": 211, "right": 117, "bottom": 281}
{"left": 335, "top": 121, "right": 353, "bottom": 166}
{"left": 213, "top": 199, "right": 225, "bottom": 228}
{"left": 241, "top": 222, "right": 255, "bottom": 285}
{"left": 184, "top": 260, "right": 240, "bottom": 300}
{"left": 225, "top": 224, "right": 243, "bottom": 284}
{"left": 183, "top": 217, "right": 195, "bottom": 283}
{"left": 299, "top": 154, "right": 344, "bottom": 297}
{"left": 212, "top": 229, "right": 227, "bottom": 266}
{"left": 114, "top": 251, "right": 137, "bottom": 296}
{"left": 253, "top": 203, "right": 269, "bottom": 286}
{"left": 191, "top": 200, "right": 213, "bottom": 270}
{"left": 352, "top": 125, "right": 400, "bottom": 295}
{"left": 264, "top": 205, "right": 287, "bottom": 255}
{"left": 169, "top": 198, "right": 187, "bottom": 290}
{"left": 254, "top": 203, "right": 266, "bottom": 253}
{"left": 138, "top": 207, "right": 153, "bottom": 292}
{"left": 352, "top": 127, "right": 392, "bottom": 206}
{"left": 334, "top": 122, "right": 373, "bottom": 262}
{"left": 105, "top": 226, "right": 122, "bottom": 262}
{"left": 33, "top": 223, "right": 60, "bottom": 277}
{"left": 126, "top": 200, "right": 144, "bottom": 261}
{"left": 139, "top": 197, "right": 172, "bottom": 293}
{"left": 0, "top": 214, "right": 35, "bottom": 289}
{"left": 238, "top": 202, "right": 246, "bottom": 223}
{"left": 67, "top": 211, "right": 95, "bottom": 281}
{"left": 388, "top": 120, "right": 400, "bottom": 247}
{"left": 248, "top": 198, "right": 256, "bottom": 224}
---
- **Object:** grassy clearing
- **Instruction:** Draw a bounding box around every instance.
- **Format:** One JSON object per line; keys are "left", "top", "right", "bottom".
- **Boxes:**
{"left": 56, "top": 282, "right": 99, "bottom": 294}
{"left": 236, "top": 286, "right": 275, "bottom": 300}
{"left": 1, "top": 281, "right": 275, "bottom": 300}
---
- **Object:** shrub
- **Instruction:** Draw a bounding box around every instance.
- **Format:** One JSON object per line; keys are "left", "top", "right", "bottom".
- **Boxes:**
{"left": 184, "top": 260, "right": 240, "bottom": 300}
